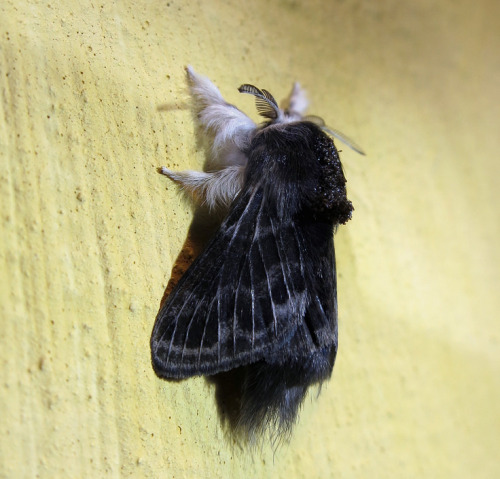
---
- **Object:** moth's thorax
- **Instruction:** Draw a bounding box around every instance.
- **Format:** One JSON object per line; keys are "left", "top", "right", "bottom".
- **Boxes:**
{"left": 242, "top": 121, "right": 353, "bottom": 224}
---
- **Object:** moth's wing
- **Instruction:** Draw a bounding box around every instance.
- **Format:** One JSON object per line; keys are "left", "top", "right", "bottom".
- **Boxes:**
{"left": 265, "top": 218, "right": 339, "bottom": 370}
{"left": 305, "top": 236, "right": 338, "bottom": 353}
{"left": 151, "top": 187, "right": 314, "bottom": 379}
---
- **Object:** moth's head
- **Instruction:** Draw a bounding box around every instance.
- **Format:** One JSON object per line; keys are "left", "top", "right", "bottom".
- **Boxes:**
{"left": 238, "top": 83, "right": 365, "bottom": 155}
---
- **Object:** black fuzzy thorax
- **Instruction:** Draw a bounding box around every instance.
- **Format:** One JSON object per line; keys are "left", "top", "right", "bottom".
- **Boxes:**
{"left": 245, "top": 121, "right": 352, "bottom": 224}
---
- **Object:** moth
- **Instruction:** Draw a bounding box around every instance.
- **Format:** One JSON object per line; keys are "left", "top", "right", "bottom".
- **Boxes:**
{"left": 151, "top": 67, "right": 362, "bottom": 440}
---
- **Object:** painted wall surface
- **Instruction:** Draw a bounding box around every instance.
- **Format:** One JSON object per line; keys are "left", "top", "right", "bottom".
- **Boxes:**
{"left": 1, "top": 0, "right": 499, "bottom": 477}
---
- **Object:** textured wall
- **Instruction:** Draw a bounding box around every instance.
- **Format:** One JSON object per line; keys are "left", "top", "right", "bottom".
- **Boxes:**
{"left": 1, "top": 0, "right": 499, "bottom": 477}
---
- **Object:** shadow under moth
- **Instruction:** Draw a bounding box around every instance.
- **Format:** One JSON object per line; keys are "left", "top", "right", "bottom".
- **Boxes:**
{"left": 151, "top": 67, "right": 363, "bottom": 442}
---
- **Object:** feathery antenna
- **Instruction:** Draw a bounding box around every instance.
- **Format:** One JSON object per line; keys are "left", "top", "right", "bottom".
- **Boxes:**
{"left": 238, "top": 84, "right": 280, "bottom": 120}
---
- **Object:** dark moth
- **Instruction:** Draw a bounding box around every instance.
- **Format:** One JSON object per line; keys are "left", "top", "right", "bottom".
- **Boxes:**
{"left": 151, "top": 67, "right": 360, "bottom": 441}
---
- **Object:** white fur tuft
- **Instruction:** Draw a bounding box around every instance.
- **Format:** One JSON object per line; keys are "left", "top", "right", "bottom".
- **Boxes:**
{"left": 186, "top": 67, "right": 256, "bottom": 162}
{"left": 160, "top": 165, "right": 245, "bottom": 211}
{"left": 282, "top": 82, "right": 309, "bottom": 118}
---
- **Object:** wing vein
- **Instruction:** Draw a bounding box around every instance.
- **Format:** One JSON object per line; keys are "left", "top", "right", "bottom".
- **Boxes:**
{"left": 268, "top": 215, "right": 292, "bottom": 303}
{"left": 198, "top": 297, "right": 217, "bottom": 368}
{"left": 157, "top": 265, "right": 217, "bottom": 361}
{"left": 255, "top": 208, "right": 279, "bottom": 337}
{"left": 215, "top": 187, "right": 261, "bottom": 361}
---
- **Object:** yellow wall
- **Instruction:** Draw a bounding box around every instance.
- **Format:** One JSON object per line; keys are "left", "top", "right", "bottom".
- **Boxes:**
{"left": 1, "top": 0, "right": 499, "bottom": 477}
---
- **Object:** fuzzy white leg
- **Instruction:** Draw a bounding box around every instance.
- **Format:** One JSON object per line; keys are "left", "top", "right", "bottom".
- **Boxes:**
{"left": 185, "top": 66, "right": 226, "bottom": 111}
{"left": 186, "top": 66, "right": 256, "bottom": 156}
{"left": 204, "top": 143, "right": 248, "bottom": 172}
{"left": 160, "top": 165, "right": 245, "bottom": 211}
{"left": 281, "top": 82, "right": 309, "bottom": 119}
